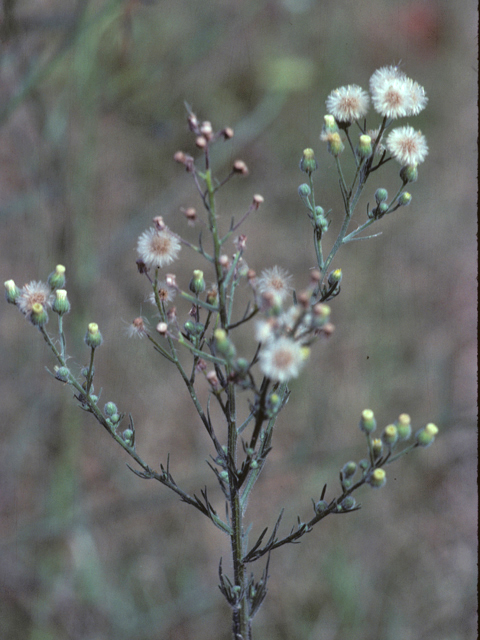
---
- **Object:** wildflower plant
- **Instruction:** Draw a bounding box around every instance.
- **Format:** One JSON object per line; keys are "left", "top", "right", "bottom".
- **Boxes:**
{"left": 6, "top": 67, "right": 439, "bottom": 639}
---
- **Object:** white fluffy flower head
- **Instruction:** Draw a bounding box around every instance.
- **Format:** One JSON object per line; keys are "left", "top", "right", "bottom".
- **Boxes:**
{"left": 325, "top": 85, "right": 370, "bottom": 123}
{"left": 137, "top": 227, "right": 181, "bottom": 269}
{"left": 387, "top": 126, "right": 429, "bottom": 165}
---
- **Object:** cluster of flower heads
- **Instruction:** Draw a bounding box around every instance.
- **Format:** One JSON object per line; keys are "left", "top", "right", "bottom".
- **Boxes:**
{"left": 253, "top": 268, "right": 332, "bottom": 383}
{"left": 324, "top": 65, "right": 428, "bottom": 167}
{"left": 4, "top": 265, "right": 70, "bottom": 327}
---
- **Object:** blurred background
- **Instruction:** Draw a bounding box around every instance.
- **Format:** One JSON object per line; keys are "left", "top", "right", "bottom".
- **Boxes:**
{"left": 0, "top": 0, "right": 477, "bottom": 639}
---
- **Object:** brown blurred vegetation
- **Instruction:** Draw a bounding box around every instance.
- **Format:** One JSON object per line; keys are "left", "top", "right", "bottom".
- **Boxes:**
{"left": 0, "top": 0, "right": 476, "bottom": 639}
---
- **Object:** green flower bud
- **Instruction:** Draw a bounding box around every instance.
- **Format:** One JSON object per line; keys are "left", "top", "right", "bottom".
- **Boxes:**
{"left": 47, "top": 264, "right": 66, "bottom": 290}
{"left": 183, "top": 320, "right": 196, "bottom": 336}
{"left": 368, "top": 468, "right": 386, "bottom": 488}
{"left": 342, "top": 461, "right": 357, "bottom": 478}
{"left": 372, "top": 438, "right": 383, "bottom": 459}
{"left": 341, "top": 496, "right": 356, "bottom": 510}
{"left": 30, "top": 302, "right": 49, "bottom": 327}
{"left": 110, "top": 413, "right": 121, "bottom": 425}
{"left": 219, "top": 470, "right": 229, "bottom": 481}
{"left": 376, "top": 202, "right": 389, "bottom": 218}
{"left": 206, "top": 287, "right": 218, "bottom": 306}
{"left": 122, "top": 429, "right": 134, "bottom": 447}
{"left": 104, "top": 402, "right": 118, "bottom": 417}
{"left": 356, "top": 134, "right": 372, "bottom": 158}
{"left": 299, "top": 148, "right": 318, "bottom": 176}
{"left": 374, "top": 188, "right": 388, "bottom": 204}
{"left": 400, "top": 164, "right": 418, "bottom": 184}
{"left": 398, "top": 192, "right": 412, "bottom": 207}
{"left": 416, "top": 423, "right": 439, "bottom": 447}
{"left": 358, "top": 459, "right": 369, "bottom": 473}
{"left": 214, "top": 328, "right": 236, "bottom": 359}
{"left": 54, "top": 366, "right": 70, "bottom": 382}
{"left": 314, "top": 500, "right": 329, "bottom": 514}
{"left": 4, "top": 279, "right": 20, "bottom": 304}
{"left": 341, "top": 478, "right": 353, "bottom": 490}
{"left": 359, "top": 409, "right": 376, "bottom": 434}
{"left": 52, "top": 289, "right": 70, "bottom": 315}
{"left": 84, "top": 323, "right": 103, "bottom": 348}
{"left": 298, "top": 183, "right": 311, "bottom": 198}
{"left": 382, "top": 424, "right": 398, "bottom": 446}
{"left": 396, "top": 413, "right": 412, "bottom": 440}
{"left": 189, "top": 269, "right": 205, "bottom": 295}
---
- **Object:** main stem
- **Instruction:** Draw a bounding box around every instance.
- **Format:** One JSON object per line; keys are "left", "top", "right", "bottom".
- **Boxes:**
{"left": 205, "top": 168, "right": 250, "bottom": 639}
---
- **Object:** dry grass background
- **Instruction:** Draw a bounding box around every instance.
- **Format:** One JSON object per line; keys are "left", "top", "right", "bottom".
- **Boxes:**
{"left": 0, "top": 1, "right": 477, "bottom": 639}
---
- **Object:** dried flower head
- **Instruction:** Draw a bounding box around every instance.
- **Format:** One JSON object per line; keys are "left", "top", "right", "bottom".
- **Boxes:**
{"left": 257, "top": 266, "right": 293, "bottom": 303}
{"left": 325, "top": 84, "right": 370, "bottom": 123}
{"left": 137, "top": 227, "right": 181, "bottom": 269}
{"left": 17, "top": 281, "right": 53, "bottom": 317}
{"left": 387, "top": 126, "right": 428, "bottom": 165}
{"left": 126, "top": 317, "right": 149, "bottom": 338}
{"left": 148, "top": 280, "right": 177, "bottom": 305}
{"left": 259, "top": 337, "right": 308, "bottom": 383}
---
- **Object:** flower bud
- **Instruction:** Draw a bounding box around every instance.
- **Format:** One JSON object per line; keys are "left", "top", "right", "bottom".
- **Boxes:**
{"left": 214, "top": 328, "right": 236, "bottom": 359}
{"left": 47, "top": 265, "right": 66, "bottom": 290}
{"left": 322, "top": 114, "right": 339, "bottom": 135}
{"left": 299, "top": 148, "right": 318, "bottom": 176}
{"left": 358, "top": 459, "right": 369, "bottom": 473}
{"left": 396, "top": 413, "right": 412, "bottom": 440}
{"left": 122, "top": 429, "right": 134, "bottom": 447}
{"left": 84, "top": 322, "right": 103, "bottom": 348}
{"left": 415, "top": 423, "right": 439, "bottom": 447}
{"left": 375, "top": 202, "right": 389, "bottom": 218}
{"left": 340, "top": 496, "right": 356, "bottom": 510}
{"left": 359, "top": 409, "right": 376, "bottom": 434}
{"left": 52, "top": 289, "right": 70, "bottom": 315}
{"left": 382, "top": 424, "right": 398, "bottom": 446}
{"left": 233, "top": 160, "right": 249, "bottom": 175}
{"left": 398, "top": 192, "right": 412, "bottom": 207}
{"left": 298, "top": 183, "right": 311, "bottom": 198}
{"left": 30, "top": 302, "right": 48, "bottom": 327}
{"left": 400, "top": 164, "right": 418, "bottom": 184}
{"left": 189, "top": 269, "right": 205, "bottom": 295}
{"left": 54, "top": 366, "right": 70, "bottom": 382}
{"left": 252, "top": 194, "right": 264, "bottom": 209}
{"left": 156, "top": 322, "right": 168, "bottom": 335}
{"left": 314, "top": 500, "right": 329, "bottom": 515}
{"left": 4, "top": 279, "right": 20, "bottom": 304}
{"left": 206, "top": 287, "right": 218, "bottom": 306}
{"left": 327, "top": 132, "right": 344, "bottom": 157}
{"left": 372, "top": 438, "right": 383, "bottom": 459}
{"left": 104, "top": 402, "right": 118, "bottom": 417}
{"left": 356, "top": 134, "right": 372, "bottom": 158}
{"left": 368, "top": 468, "right": 386, "bottom": 488}
{"left": 374, "top": 188, "right": 388, "bottom": 204}
{"left": 342, "top": 461, "right": 357, "bottom": 478}
{"left": 328, "top": 269, "right": 342, "bottom": 286}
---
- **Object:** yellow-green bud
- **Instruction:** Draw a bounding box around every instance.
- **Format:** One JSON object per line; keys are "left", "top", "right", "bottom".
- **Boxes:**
{"left": 122, "top": 429, "right": 134, "bottom": 447}
{"left": 357, "top": 134, "right": 372, "bottom": 158}
{"left": 342, "top": 461, "right": 357, "bottom": 478}
{"left": 189, "top": 269, "right": 205, "bottom": 295}
{"left": 398, "top": 192, "right": 412, "bottom": 207}
{"left": 214, "top": 328, "right": 236, "bottom": 359}
{"left": 328, "top": 269, "right": 342, "bottom": 286}
{"left": 382, "top": 424, "right": 398, "bottom": 446}
{"left": 372, "top": 438, "right": 383, "bottom": 459}
{"left": 314, "top": 499, "right": 329, "bottom": 514}
{"left": 85, "top": 322, "right": 103, "bottom": 348}
{"left": 400, "top": 164, "right": 418, "bottom": 184}
{"left": 30, "top": 302, "right": 49, "bottom": 327}
{"left": 4, "top": 279, "right": 20, "bottom": 304}
{"left": 360, "top": 409, "right": 376, "bottom": 434}
{"left": 52, "top": 289, "right": 70, "bottom": 315}
{"left": 369, "top": 468, "right": 386, "bottom": 488}
{"left": 416, "top": 423, "right": 439, "bottom": 447}
{"left": 54, "top": 366, "right": 70, "bottom": 382}
{"left": 47, "top": 264, "right": 66, "bottom": 290}
{"left": 341, "top": 496, "right": 356, "bottom": 510}
{"left": 396, "top": 413, "right": 412, "bottom": 440}
{"left": 327, "top": 132, "right": 344, "bottom": 157}
{"left": 104, "top": 402, "right": 118, "bottom": 417}
{"left": 299, "top": 148, "right": 318, "bottom": 176}
{"left": 322, "top": 114, "right": 339, "bottom": 134}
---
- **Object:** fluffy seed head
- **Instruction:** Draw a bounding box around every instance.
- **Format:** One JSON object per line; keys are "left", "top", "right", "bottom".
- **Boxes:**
{"left": 325, "top": 84, "right": 370, "bottom": 122}
{"left": 137, "top": 227, "right": 181, "bottom": 269}
{"left": 17, "top": 281, "right": 53, "bottom": 317}
{"left": 257, "top": 266, "right": 293, "bottom": 303}
{"left": 259, "top": 337, "right": 308, "bottom": 383}
{"left": 387, "top": 126, "right": 429, "bottom": 165}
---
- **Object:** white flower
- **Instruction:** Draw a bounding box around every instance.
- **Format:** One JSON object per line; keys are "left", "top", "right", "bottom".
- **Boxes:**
{"left": 387, "top": 126, "right": 429, "bottom": 165}
{"left": 257, "top": 266, "right": 293, "bottom": 303}
{"left": 371, "top": 77, "right": 413, "bottom": 119}
{"left": 405, "top": 79, "right": 428, "bottom": 116}
{"left": 17, "top": 281, "right": 53, "bottom": 316}
{"left": 325, "top": 85, "right": 370, "bottom": 122}
{"left": 369, "top": 65, "right": 406, "bottom": 92}
{"left": 137, "top": 227, "right": 181, "bottom": 269}
{"left": 259, "top": 337, "right": 307, "bottom": 383}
